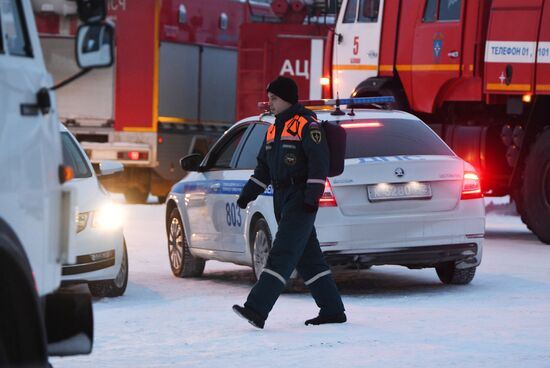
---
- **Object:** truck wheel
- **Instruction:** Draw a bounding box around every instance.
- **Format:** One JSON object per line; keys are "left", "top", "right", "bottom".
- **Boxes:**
{"left": 167, "top": 208, "right": 205, "bottom": 277}
{"left": 519, "top": 128, "right": 550, "bottom": 244}
{"left": 435, "top": 262, "right": 476, "bottom": 285}
{"left": 250, "top": 218, "right": 272, "bottom": 281}
{"left": 0, "top": 232, "right": 48, "bottom": 366}
{"left": 379, "top": 86, "right": 410, "bottom": 111}
{"left": 512, "top": 189, "right": 533, "bottom": 230}
{"left": 88, "top": 239, "right": 129, "bottom": 298}
{"left": 124, "top": 188, "right": 149, "bottom": 204}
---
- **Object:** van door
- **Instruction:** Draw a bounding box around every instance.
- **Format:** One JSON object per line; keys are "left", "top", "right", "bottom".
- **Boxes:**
{"left": 0, "top": 0, "right": 64, "bottom": 294}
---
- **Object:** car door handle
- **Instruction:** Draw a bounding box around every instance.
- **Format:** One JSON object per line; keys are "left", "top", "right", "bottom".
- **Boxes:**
{"left": 448, "top": 51, "right": 460, "bottom": 58}
{"left": 210, "top": 183, "right": 221, "bottom": 190}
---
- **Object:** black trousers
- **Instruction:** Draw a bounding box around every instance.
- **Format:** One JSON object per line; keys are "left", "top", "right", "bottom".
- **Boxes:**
{"left": 244, "top": 186, "right": 345, "bottom": 320}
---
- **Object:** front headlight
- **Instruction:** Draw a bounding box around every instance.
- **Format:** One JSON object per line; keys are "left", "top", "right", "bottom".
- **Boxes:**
{"left": 92, "top": 203, "right": 125, "bottom": 230}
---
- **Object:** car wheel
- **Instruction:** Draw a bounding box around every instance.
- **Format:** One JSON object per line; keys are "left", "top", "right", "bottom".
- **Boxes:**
{"left": 167, "top": 208, "right": 205, "bottom": 278}
{"left": 251, "top": 218, "right": 272, "bottom": 281}
{"left": 88, "top": 239, "right": 129, "bottom": 298}
{"left": 435, "top": 262, "right": 476, "bottom": 285}
{"left": 124, "top": 188, "right": 149, "bottom": 204}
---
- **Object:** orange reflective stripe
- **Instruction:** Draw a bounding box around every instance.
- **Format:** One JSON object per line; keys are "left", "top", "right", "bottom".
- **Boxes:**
{"left": 266, "top": 125, "right": 276, "bottom": 143}
{"left": 281, "top": 115, "right": 307, "bottom": 141}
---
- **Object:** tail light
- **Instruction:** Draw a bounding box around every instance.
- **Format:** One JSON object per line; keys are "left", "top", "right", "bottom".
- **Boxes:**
{"left": 461, "top": 172, "right": 483, "bottom": 200}
{"left": 319, "top": 179, "right": 337, "bottom": 207}
{"left": 118, "top": 151, "right": 149, "bottom": 161}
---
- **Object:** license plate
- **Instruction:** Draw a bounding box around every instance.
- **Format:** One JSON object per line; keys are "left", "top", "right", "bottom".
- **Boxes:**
{"left": 367, "top": 182, "right": 432, "bottom": 202}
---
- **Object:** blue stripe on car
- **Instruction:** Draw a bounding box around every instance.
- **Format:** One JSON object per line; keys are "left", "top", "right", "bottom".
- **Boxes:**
{"left": 171, "top": 180, "right": 273, "bottom": 197}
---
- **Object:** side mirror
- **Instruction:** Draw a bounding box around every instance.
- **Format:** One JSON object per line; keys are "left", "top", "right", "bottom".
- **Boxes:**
{"left": 180, "top": 154, "right": 204, "bottom": 172}
{"left": 95, "top": 160, "right": 123, "bottom": 176}
{"left": 76, "top": 0, "right": 107, "bottom": 23}
{"left": 76, "top": 23, "right": 114, "bottom": 69}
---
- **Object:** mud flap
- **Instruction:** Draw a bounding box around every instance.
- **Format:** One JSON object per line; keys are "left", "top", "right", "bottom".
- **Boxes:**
{"left": 45, "top": 284, "right": 93, "bottom": 356}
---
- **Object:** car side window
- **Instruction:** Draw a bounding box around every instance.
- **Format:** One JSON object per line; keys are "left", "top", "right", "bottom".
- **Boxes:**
{"left": 342, "top": 0, "right": 358, "bottom": 23}
{"left": 210, "top": 127, "right": 247, "bottom": 169}
{"left": 357, "top": 0, "right": 380, "bottom": 23}
{"left": 235, "top": 123, "right": 269, "bottom": 170}
{"left": 61, "top": 132, "right": 93, "bottom": 178}
{"left": 2, "top": 0, "right": 33, "bottom": 57}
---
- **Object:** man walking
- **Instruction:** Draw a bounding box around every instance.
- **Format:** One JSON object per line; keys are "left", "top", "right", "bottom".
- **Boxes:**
{"left": 233, "top": 76, "right": 346, "bottom": 329}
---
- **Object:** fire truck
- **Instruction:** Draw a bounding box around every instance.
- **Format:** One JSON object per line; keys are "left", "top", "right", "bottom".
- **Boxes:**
{"left": 34, "top": 0, "right": 337, "bottom": 203}
{"left": 325, "top": 0, "right": 550, "bottom": 244}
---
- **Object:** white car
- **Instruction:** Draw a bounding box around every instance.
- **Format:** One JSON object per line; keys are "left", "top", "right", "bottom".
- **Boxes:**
{"left": 60, "top": 125, "right": 129, "bottom": 297}
{"left": 165, "top": 99, "right": 485, "bottom": 285}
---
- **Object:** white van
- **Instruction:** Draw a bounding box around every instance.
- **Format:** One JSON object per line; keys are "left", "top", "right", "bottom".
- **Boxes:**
{"left": 0, "top": 0, "right": 114, "bottom": 365}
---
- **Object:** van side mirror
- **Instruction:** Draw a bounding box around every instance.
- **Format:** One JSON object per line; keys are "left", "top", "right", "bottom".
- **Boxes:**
{"left": 180, "top": 154, "right": 204, "bottom": 172}
{"left": 76, "top": 0, "right": 107, "bottom": 23}
{"left": 76, "top": 23, "right": 114, "bottom": 69}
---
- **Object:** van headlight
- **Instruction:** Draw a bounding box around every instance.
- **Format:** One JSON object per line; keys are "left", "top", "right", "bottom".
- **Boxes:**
{"left": 92, "top": 203, "right": 125, "bottom": 230}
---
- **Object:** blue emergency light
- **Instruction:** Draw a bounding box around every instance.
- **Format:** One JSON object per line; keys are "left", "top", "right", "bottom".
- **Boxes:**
{"left": 257, "top": 96, "right": 395, "bottom": 110}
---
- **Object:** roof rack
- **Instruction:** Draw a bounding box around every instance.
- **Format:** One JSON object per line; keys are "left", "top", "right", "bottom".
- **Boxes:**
{"left": 257, "top": 96, "right": 395, "bottom": 116}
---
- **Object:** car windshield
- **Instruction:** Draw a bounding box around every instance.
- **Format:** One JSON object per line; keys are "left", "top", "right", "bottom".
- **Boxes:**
{"left": 61, "top": 132, "right": 93, "bottom": 178}
{"left": 340, "top": 118, "right": 454, "bottom": 158}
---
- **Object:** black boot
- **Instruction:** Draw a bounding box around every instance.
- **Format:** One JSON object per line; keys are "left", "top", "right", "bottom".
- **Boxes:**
{"left": 305, "top": 312, "right": 347, "bottom": 326}
{"left": 232, "top": 305, "right": 265, "bottom": 329}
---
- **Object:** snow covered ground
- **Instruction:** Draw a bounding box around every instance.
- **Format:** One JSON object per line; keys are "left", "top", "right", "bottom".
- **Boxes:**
{"left": 51, "top": 202, "right": 550, "bottom": 368}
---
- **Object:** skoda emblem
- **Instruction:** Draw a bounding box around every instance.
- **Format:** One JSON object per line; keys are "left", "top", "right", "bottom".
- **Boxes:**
{"left": 394, "top": 167, "right": 405, "bottom": 177}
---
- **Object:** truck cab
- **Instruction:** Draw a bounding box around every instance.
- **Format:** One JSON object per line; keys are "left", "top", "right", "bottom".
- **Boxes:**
{"left": 0, "top": 0, "right": 113, "bottom": 365}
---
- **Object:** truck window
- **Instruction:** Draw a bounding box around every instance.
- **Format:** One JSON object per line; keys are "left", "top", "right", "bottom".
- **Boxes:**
{"left": 358, "top": 0, "right": 380, "bottom": 23}
{"left": 438, "top": 0, "right": 461, "bottom": 21}
{"left": 3, "top": 0, "right": 32, "bottom": 57}
{"left": 342, "top": 118, "right": 454, "bottom": 158}
{"left": 235, "top": 123, "right": 269, "bottom": 169}
{"left": 423, "top": 0, "right": 437, "bottom": 22}
{"left": 342, "top": 0, "right": 358, "bottom": 23}
{"left": 61, "top": 132, "right": 93, "bottom": 178}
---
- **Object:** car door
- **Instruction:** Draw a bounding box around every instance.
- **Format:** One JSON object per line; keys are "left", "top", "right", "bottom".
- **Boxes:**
{"left": 222, "top": 122, "right": 270, "bottom": 253}
{"left": 185, "top": 124, "right": 250, "bottom": 251}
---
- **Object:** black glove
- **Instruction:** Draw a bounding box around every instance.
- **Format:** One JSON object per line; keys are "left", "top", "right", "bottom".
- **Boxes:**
{"left": 303, "top": 202, "right": 318, "bottom": 213}
{"left": 237, "top": 195, "right": 250, "bottom": 209}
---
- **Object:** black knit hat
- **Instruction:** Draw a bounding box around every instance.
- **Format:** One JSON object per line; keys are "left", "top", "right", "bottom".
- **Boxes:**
{"left": 266, "top": 76, "right": 298, "bottom": 104}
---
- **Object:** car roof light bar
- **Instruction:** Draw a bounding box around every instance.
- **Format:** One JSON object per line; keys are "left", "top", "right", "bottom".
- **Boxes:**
{"left": 257, "top": 96, "right": 395, "bottom": 111}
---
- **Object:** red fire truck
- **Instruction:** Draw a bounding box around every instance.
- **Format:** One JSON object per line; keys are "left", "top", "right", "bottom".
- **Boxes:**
{"left": 33, "top": 0, "right": 336, "bottom": 203}
{"left": 324, "top": 0, "right": 550, "bottom": 244}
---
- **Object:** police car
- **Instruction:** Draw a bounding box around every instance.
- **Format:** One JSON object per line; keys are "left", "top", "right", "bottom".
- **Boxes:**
{"left": 60, "top": 125, "right": 129, "bottom": 297}
{"left": 165, "top": 97, "right": 485, "bottom": 285}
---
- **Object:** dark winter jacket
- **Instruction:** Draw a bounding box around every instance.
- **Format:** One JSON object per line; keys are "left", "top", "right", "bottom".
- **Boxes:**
{"left": 239, "top": 103, "right": 329, "bottom": 207}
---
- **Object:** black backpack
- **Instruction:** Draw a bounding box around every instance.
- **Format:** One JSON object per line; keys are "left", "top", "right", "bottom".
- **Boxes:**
{"left": 321, "top": 121, "right": 346, "bottom": 177}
